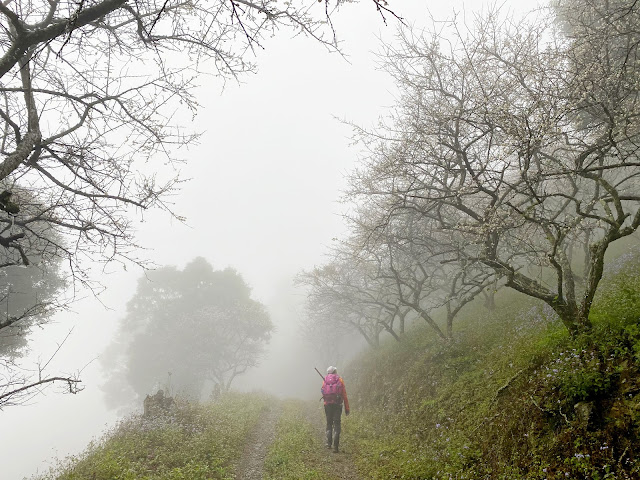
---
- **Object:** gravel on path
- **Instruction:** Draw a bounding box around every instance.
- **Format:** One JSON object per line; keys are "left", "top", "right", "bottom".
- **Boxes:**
{"left": 234, "top": 403, "right": 282, "bottom": 480}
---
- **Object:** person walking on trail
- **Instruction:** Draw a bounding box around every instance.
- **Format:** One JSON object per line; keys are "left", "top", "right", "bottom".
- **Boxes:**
{"left": 321, "top": 365, "right": 350, "bottom": 453}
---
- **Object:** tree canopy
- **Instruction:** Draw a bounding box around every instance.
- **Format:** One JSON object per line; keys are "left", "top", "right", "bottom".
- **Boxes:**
{"left": 301, "top": 0, "right": 640, "bottom": 344}
{"left": 102, "top": 257, "right": 273, "bottom": 407}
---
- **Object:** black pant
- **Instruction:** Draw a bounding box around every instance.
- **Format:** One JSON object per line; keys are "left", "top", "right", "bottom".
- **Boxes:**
{"left": 325, "top": 403, "right": 342, "bottom": 448}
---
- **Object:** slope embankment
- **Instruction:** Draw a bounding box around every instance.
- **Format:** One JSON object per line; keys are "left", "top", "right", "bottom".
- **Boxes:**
{"left": 341, "top": 253, "right": 640, "bottom": 479}
{"left": 36, "top": 393, "right": 272, "bottom": 480}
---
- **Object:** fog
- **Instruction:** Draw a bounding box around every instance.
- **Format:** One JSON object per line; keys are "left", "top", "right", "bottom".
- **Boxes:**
{"left": 0, "top": 1, "right": 534, "bottom": 478}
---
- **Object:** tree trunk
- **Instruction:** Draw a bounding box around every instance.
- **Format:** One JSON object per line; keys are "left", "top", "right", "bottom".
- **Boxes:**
{"left": 482, "top": 289, "right": 496, "bottom": 311}
{"left": 577, "top": 239, "right": 608, "bottom": 331}
{"left": 551, "top": 302, "right": 583, "bottom": 336}
{"left": 384, "top": 323, "right": 402, "bottom": 342}
{"left": 355, "top": 324, "right": 379, "bottom": 349}
{"left": 398, "top": 312, "right": 406, "bottom": 335}
{"left": 418, "top": 310, "right": 447, "bottom": 341}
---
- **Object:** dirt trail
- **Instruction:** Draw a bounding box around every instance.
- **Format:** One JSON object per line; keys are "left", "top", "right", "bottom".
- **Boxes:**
{"left": 305, "top": 401, "right": 363, "bottom": 480}
{"left": 234, "top": 404, "right": 282, "bottom": 480}
{"left": 234, "top": 400, "right": 361, "bottom": 480}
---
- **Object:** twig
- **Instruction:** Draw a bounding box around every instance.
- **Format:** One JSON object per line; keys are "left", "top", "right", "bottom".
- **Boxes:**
{"left": 492, "top": 368, "right": 525, "bottom": 403}
{"left": 530, "top": 395, "right": 570, "bottom": 425}
{"left": 147, "top": 0, "right": 171, "bottom": 36}
{"left": 618, "top": 446, "right": 629, "bottom": 465}
{"left": 40, "top": 327, "right": 74, "bottom": 373}
{"left": 371, "top": 0, "right": 405, "bottom": 26}
{"left": 0, "top": 376, "right": 82, "bottom": 407}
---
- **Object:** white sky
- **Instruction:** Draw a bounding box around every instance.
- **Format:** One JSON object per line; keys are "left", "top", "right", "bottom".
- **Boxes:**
{"left": 0, "top": 1, "right": 536, "bottom": 478}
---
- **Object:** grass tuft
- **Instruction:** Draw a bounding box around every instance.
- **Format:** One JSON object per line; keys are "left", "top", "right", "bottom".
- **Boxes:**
{"left": 263, "top": 400, "right": 331, "bottom": 480}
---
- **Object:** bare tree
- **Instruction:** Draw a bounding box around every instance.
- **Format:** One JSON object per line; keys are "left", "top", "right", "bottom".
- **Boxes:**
{"left": 0, "top": 0, "right": 399, "bottom": 273}
{"left": 300, "top": 198, "right": 497, "bottom": 345}
{"left": 0, "top": 0, "right": 401, "bottom": 406}
{"left": 297, "top": 260, "right": 393, "bottom": 348}
{"left": 349, "top": 1, "right": 640, "bottom": 335}
{"left": 348, "top": 205, "right": 496, "bottom": 339}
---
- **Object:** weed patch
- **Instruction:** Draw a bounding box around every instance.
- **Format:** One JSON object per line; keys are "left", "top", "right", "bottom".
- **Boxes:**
{"left": 263, "top": 400, "right": 331, "bottom": 480}
{"left": 38, "top": 393, "right": 270, "bottom": 480}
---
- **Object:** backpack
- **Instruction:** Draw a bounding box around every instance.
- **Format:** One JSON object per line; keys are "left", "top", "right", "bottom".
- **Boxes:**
{"left": 322, "top": 374, "right": 344, "bottom": 404}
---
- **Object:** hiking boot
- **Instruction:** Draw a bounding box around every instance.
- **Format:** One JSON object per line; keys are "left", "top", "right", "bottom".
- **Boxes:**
{"left": 326, "top": 443, "right": 332, "bottom": 449}
{"left": 333, "top": 445, "right": 339, "bottom": 453}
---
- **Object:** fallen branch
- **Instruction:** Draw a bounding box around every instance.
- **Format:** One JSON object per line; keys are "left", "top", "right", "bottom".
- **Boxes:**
{"left": 492, "top": 368, "right": 525, "bottom": 403}
{"left": 529, "top": 395, "right": 570, "bottom": 425}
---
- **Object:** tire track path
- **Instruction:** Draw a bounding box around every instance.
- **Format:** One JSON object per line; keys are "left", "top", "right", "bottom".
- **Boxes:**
{"left": 234, "top": 403, "right": 282, "bottom": 480}
{"left": 305, "top": 401, "right": 362, "bottom": 480}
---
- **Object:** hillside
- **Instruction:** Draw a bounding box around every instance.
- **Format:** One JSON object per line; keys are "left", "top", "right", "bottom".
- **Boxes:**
{"left": 344, "top": 249, "right": 640, "bottom": 479}
{"left": 36, "top": 251, "right": 640, "bottom": 480}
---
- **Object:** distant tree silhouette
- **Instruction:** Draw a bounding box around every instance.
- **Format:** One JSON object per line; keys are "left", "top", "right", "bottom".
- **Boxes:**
{"left": 102, "top": 257, "right": 273, "bottom": 407}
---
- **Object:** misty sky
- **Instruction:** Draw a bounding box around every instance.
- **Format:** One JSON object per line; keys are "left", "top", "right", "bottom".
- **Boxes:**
{"left": 0, "top": 1, "right": 536, "bottom": 478}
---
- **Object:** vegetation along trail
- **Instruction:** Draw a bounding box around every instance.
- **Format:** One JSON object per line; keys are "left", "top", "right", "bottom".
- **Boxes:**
{"left": 259, "top": 398, "right": 363, "bottom": 480}
{"left": 31, "top": 253, "right": 640, "bottom": 480}
{"left": 238, "top": 399, "right": 363, "bottom": 480}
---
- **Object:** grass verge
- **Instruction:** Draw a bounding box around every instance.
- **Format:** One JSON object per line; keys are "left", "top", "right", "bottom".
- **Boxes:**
{"left": 38, "top": 392, "right": 270, "bottom": 480}
{"left": 263, "top": 400, "right": 333, "bottom": 480}
{"left": 345, "top": 251, "right": 640, "bottom": 479}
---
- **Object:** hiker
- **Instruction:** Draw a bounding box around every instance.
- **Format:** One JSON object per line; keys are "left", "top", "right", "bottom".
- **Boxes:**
{"left": 321, "top": 365, "right": 350, "bottom": 453}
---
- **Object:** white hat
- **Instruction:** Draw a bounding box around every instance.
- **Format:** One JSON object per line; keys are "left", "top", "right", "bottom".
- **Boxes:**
{"left": 326, "top": 366, "right": 337, "bottom": 374}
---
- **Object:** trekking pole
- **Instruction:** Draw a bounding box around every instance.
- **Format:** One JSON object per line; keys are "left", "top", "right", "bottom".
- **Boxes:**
{"left": 315, "top": 367, "right": 326, "bottom": 402}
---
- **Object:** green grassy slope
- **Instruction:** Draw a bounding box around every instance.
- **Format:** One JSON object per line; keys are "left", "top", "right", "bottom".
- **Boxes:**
{"left": 344, "top": 252, "right": 640, "bottom": 479}
{"left": 38, "top": 393, "right": 270, "bottom": 480}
